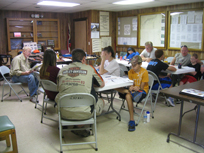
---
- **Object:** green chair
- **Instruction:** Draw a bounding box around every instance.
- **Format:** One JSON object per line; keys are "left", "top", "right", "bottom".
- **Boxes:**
{"left": 0, "top": 115, "right": 18, "bottom": 153}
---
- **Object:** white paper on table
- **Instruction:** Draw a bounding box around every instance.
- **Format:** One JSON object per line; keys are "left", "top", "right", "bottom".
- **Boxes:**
{"left": 62, "top": 58, "right": 72, "bottom": 61}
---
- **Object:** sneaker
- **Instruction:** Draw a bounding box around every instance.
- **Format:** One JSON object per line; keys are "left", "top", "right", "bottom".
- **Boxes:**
{"left": 128, "top": 120, "right": 136, "bottom": 132}
{"left": 30, "top": 96, "right": 37, "bottom": 103}
{"left": 71, "top": 126, "right": 90, "bottom": 137}
{"left": 167, "top": 97, "right": 175, "bottom": 107}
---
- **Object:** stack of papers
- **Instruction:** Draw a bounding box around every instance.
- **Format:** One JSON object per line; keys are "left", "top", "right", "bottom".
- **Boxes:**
{"left": 179, "top": 88, "right": 204, "bottom": 99}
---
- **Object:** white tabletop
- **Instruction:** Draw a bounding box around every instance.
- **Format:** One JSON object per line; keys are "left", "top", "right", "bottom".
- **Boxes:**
{"left": 95, "top": 75, "right": 133, "bottom": 92}
{"left": 116, "top": 59, "right": 195, "bottom": 75}
{"left": 116, "top": 59, "right": 148, "bottom": 69}
{"left": 164, "top": 65, "right": 195, "bottom": 75}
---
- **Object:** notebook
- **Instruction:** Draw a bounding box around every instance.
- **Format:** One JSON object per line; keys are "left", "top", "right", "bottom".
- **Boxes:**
{"left": 179, "top": 88, "right": 204, "bottom": 99}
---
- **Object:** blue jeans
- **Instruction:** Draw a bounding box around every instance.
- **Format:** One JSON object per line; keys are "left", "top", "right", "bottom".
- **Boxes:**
{"left": 12, "top": 73, "right": 39, "bottom": 97}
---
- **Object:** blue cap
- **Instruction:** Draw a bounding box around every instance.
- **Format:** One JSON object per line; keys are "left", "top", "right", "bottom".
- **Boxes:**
{"left": 146, "top": 111, "right": 150, "bottom": 114}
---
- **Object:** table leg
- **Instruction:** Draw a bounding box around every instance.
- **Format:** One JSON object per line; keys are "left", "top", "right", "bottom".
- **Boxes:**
{"left": 178, "top": 100, "right": 184, "bottom": 135}
{"left": 109, "top": 90, "right": 121, "bottom": 121}
{"left": 193, "top": 105, "right": 200, "bottom": 143}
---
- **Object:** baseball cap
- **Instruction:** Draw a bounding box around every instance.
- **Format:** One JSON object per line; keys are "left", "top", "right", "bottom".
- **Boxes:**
{"left": 131, "top": 55, "right": 142, "bottom": 66}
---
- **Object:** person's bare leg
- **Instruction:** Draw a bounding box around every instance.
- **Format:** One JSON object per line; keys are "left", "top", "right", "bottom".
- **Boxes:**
{"left": 126, "top": 93, "right": 134, "bottom": 120}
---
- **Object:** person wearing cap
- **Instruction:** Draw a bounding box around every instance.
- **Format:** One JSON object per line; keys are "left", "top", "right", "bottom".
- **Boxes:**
{"left": 170, "top": 45, "right": 191, "bottom": 66}
{"left": 116, "top": 55, "right": 149, "bottom": 132}
{"left": 140, "top": 41, "right": 157, "bottom": 63}
{"left": 123, "top": 47, "right": 139, "bottom": 60}
{"left": 10, "top": 46, "right": 39, "bottom": 102}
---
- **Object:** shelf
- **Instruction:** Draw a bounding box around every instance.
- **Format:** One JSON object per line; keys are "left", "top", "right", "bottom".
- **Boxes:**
{"left": 10, "top": 37, "right": 33, "bottom": 39}
{"left": 7, "top": 18, "right": 60, "bottom": 52}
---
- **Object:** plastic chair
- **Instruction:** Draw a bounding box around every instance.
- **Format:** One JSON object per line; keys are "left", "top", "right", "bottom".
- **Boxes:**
{"left": 0, "top": 66, "right": 28, "bottom": 102}
{"left": 119, "top": 64, "right": 128, "bottom": 77}
{"left": 0, "top": 115, "right": 18, "bottom": 153}
{"left": 40, "top": 79, "right": 58, "bottom": 123}
{"left": 58, "top": 93, "right": 98, "bottom": 152}
{"left": 33, "top": 71, "right": 44, "bottom": 108}
{"left": 147, "top": 70, "right": 169, "bottom": 111}
{"left": 166, "top": 57, "right": 174, "bottom": 63}
{"left": 118, "top": 74, "right": 154, "bottom": 126}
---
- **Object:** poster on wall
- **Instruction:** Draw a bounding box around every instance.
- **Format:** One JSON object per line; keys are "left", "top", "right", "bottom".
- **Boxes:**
{"left": 91, "top": 23, "right": 100, "bottom": 38}
{"left": 100, "top": 11, "right": 109, "bottom": 36}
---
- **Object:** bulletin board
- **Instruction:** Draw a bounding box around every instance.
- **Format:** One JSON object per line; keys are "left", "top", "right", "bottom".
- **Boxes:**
{"left": 139, "top": 12, "right": 167, "bottom": 49}
{"left": 168, "top": 9, "right": 203, "bottom": 50}
{"left": 117, "top": 16, "right": 137, "bottom": 46}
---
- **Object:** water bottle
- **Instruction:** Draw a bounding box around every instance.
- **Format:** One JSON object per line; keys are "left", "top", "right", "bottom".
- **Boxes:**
{"left": 115, "top": 53, "right": 118, "bottom": 59}
{"left": 147, "top": 111, "right": 150, "bottom": 122}
{"left": 143, "top": 111, "right": 147, "bottom": 123}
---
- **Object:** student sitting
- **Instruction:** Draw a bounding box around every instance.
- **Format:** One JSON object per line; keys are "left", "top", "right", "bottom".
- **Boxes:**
{"left": 146, "top": 50, "right": 177, "bottom": 106}
{"left": 123, "top": 47, "right": 139, "bottom": 60}
{"left": 116, "top": 56, "right": 149, "bottom": 132}
{"left": 180, "top": 53, "right": 201, "bottom": 85}
{"left": 99, "top": 46, "right": 120, "bottom": 76}
{"left": 40, "top": 49, "right": 60, "bottom": 100}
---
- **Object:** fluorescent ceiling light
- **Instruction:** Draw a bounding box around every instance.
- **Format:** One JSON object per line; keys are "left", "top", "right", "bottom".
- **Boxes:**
{"left": 170, "top": 12, "right": 183, "bottom": 16}
{"left": 113, "top": 0, "right": 154, "bottom": 5}
{"left": 37, "top": 1, "right": 80, "bottom": 7}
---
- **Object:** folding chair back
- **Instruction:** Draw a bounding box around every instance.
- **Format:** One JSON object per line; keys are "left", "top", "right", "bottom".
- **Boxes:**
{"left": 40, "top": 79, "right": 58, "bottom": 123}
{"left": 40, "top": 79, "right": 57, "bottom": 92}
{"left": 135, "top": 74, "right": 154, "bottom": 125}
{"left": 58, "top": 93, "right": 98, "bottom": 152}
{"left": 0, "top": 66, "right": 28, "bottom": 102}
{"left": 33, "top": 71, "right": 44, "bottom": 108}
{"left": 147, "top": 70, "right": 168, "bottom": 111}
{"left": 119, "top": 64, "right": 128, "bottom": 77}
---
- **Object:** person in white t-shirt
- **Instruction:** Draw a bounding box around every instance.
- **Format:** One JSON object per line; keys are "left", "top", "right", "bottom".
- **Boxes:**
{"left": 140, "top": 41, "right": 157, "bottom": 63}
{"left": 99, "top": 46, "right": 120, "bottom": 77}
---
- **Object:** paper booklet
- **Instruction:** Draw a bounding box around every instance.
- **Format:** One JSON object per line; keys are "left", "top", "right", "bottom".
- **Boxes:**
{"left": 179, "top": 88, "right": 204, "bottom": 99}
{"left": 31, "top": 63, "right": 42, "bottom": 71}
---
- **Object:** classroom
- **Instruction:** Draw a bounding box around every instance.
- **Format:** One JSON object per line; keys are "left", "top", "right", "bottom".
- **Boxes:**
{"left": 0, "top": 0, "right": 204, "bottom": 153}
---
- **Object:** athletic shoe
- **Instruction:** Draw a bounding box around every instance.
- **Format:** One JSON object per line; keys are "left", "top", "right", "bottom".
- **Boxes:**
{"left": 167, "top": 97, "right": 175, "bottom": 107}
{"left": 128, "top": 120, "right": 136, "bottom": 132}
{"left": 30, "top": 96, "right": 37, "bottom": 103}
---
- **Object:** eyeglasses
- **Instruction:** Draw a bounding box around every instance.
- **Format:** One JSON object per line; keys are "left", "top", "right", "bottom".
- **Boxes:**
{"left": 181, "top": 45, "right": 188, "bottom": 48}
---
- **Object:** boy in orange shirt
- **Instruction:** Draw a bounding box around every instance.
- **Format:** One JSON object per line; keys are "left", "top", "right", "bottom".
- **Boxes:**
{"left": 117, "top": 55, "right": 149, "bottom": 131}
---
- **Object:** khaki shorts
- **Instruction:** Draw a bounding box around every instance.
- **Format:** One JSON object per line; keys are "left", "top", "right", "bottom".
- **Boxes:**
{"left": 61, "top": 98, "right": 104, "bottom": 120}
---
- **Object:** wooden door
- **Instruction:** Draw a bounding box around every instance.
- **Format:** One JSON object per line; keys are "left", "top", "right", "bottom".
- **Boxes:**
{"left": 74, "top": 20, "right": 87, "bottom": 52}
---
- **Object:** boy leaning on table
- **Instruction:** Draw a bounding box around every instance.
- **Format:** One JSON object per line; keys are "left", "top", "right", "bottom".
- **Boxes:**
{"left": 116, "top": 55, "right": 149, "bottom": 132}
{"left": 147, "top": 49, "right": 177, "bottom": 106}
